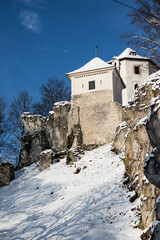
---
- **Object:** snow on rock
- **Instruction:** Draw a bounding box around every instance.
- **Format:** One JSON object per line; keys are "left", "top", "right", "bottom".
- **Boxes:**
{"left": 127, "top": 70, "right": 160, "bottom": 109}
{"left": 140, "top": 70, "right": 160, "bottom": 89}
{"left": 54, "top": 101, "right": 71, "bottom": 108}
{"left": 0, "top": 144, "right": 142, "bottom": 240}
{"left": 133, "top": 116, "right": 147, "bottom": 130}
{"left": 0, "top": 158, "right": 13, "bottom": 166}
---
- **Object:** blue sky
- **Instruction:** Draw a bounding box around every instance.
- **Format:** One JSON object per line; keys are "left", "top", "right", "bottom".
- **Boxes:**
{"left": 0, "top": 0, "right": 136, "bottom": 104}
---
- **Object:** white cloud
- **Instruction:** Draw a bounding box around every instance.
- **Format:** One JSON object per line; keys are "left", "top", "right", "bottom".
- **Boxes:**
{"left": 38, "top": 45, "right": 70, "bottom": 54}
{"left": 20, "top": 10, "right": 41, "bottom": 34}
{"left": 16, "top": 0, "right": 46, "bottom": 9}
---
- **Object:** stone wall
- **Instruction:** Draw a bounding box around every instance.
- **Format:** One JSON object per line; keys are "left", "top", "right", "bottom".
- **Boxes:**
{"left": 70, "top": 89, "right": 123, "bottom": 147}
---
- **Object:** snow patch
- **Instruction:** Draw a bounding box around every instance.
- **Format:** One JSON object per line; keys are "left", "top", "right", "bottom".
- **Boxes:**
{"left": 0, "top": 144, "right": 142, "bottom": 239}
{"left": 54, "top": 101, "right": 70, "bottom": 107}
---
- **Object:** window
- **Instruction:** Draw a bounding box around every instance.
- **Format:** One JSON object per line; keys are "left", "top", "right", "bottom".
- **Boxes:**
{"left": 135, "top": 66, "right": 140, "bottom": 74}
{"left": 130, "top": 51, "right": 136, "bottom": 56}
{"left": 134, "top": 84, "right": 138, "bottom": 90}
{"left": 100, "top": 80, "right": 102, "bottom": 85}
{"left": 89, "top": 81, "right": 95, "bottom": 90}
{"left": 82, "top": 83, "right": 84, "bottom": 88}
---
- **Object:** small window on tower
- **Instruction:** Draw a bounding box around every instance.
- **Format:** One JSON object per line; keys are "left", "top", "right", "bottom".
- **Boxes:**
{"left": 82, "top": 83, "right": 84, "bottom": 88}
{"left": 100, "top": 80, "right": 102, "bottom": 85}
{"left": 89, "top": 81, "right": 95, "bottom": 90}
{"left": 135, "top": 66, "right": 140, "bottom": 74}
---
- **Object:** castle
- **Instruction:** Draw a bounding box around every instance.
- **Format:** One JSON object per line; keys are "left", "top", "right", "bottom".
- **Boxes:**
{"left": 66, "top": 47, "right": 159, "bottom": 146}
{"left": 20, "top": 47, "right": 159, "bottom": 166}
{"left": 67, "top": 47, "right": 159, "bottom": 106}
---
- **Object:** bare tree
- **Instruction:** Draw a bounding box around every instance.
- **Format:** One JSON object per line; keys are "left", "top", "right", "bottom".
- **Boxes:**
{"left": 0, "top": 97, "right": 6, "bottom": 136}
{"left": 0, "top": 97, "right": 8, "bottom": 150}
{"left": 32, "top": 102, "right": 46, "bottom": 116}
{"left": 121, "top": 0, "right": 160, "bottom": 64}
{"left": 33, "top": 77, "right": 71, "bottom": 116}
{"left": 8, "top": 90, "right": 32, "bottom": 167}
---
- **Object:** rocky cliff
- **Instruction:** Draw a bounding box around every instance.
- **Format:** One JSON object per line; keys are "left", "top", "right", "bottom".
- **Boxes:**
{"left": 20, "top": 101, "right": 71, "bottom": 167}
{"left": 112, "top": 70, "right": 160, "bottom": 239}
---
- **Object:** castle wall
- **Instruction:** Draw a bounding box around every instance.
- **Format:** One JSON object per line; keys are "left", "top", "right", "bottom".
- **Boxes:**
{"left": 69, "top": 90, "right": 123, "bottom": 146}
{"left": 112, "top": 70, "right": 123, "bottom": 104}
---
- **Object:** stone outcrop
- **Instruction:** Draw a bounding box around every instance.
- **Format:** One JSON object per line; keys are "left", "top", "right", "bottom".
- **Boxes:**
{"left": 112, "top": 70, "right": 160, "bottom": 236}
{"left": 40, "top": 149, "right": 55, "bottom": 171}
{"left": 144, "top": 96, "right": 160, "bottom": 189}
{"left": 111, "top": 121, "right": 128, "bottom": 154}
{"left": 20, "top": 102, "right": 71, "bottom": 167}
{"left": 46, "top": 102, "right": 71, "bottom": 152}
{"left": 20, "top": 113, "right": 50, "bottom": 167}
{"left": 142, "top": 92, "right": 160, "bottom": 239}
{"left": 66, "top": 121, "right": 83, "bottom": 164}
{"left": 0, "top": 163, "right": 15, "bottom": 187}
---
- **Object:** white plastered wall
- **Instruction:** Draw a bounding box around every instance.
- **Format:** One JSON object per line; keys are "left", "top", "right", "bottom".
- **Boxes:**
{"left": 69, "top": 69, "right": 113, "bottom": 96}
{"left": 120, "top": 59, "right": 150, "bottom": 105}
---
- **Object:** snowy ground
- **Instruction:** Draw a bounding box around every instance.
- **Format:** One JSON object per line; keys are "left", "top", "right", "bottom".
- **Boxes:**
{"left": 0, "top": 144, "right": 142, "bottom": 240}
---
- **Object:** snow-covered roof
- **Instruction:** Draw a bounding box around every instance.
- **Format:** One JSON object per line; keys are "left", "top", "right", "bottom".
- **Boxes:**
{"left": 67, "top": 57, "right": 113, "bottom": 75}
{"left": 115, "top": 48, "right": 149, "bottom": 61}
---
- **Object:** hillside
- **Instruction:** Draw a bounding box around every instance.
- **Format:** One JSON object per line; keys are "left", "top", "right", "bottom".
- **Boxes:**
{"left": 0, "top": 144, "right": 142, "bottom": 240}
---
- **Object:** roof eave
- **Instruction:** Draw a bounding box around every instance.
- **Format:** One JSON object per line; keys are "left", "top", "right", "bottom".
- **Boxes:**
{"left": 66, "top": 66, "right": 114, "bottom": 77}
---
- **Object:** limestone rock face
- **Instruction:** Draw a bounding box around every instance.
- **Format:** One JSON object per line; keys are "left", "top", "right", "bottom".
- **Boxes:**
{"left": 40, "top": 149, "right": 55, "bottom": 171}
{"left": 46, "top": 102, "right": 71, "bottom": 152}
{"left": 111, "top": 121, "right": 128, "bottom": 154}
{"left": 112, "top": 71, "right": 160, "bottom": 234}
{"left": 21, "top": 112, "right": 46, "bottom": 134}
{"left": 0, "top": 163, "right": 15, "bottom": 187}
{"left": 20, "top": 101, "right": 71, "bottom": 167}
{"left": 144, "top": 97, "right": 160, "bottom": 189}
{"left": 20, "top": 128, "right": 50, "bottom": 167}
{"left": 150, "top": 221, "right": 160, "bottom": 240}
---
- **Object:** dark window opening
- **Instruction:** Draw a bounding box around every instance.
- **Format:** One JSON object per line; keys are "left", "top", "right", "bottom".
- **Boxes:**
{"left": 134, "top": 84, "right": 138, "bottom": 90}
{"left": 135, "top": 66, "right": 140, "bottom": 74}
{"left": 130, "top": 51, "right": 136, "bottom": 56}
{"left": 89, "top": 81, "right": 95, "bottom": 90}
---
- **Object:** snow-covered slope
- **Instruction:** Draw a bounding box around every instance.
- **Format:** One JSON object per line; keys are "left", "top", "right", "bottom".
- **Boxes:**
{"left": 0, "top": 144, "right": 142, "bottom": 240}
